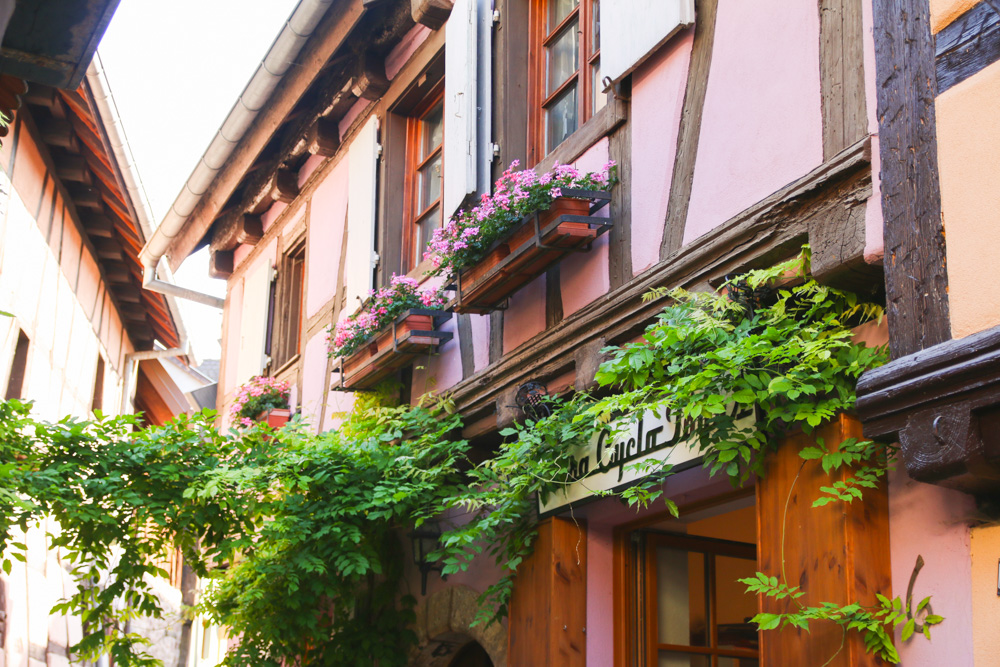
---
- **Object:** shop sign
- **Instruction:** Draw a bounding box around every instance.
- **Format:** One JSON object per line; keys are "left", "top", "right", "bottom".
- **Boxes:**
{"left": 538, "top": 404, "right": 754, "bottom": 515}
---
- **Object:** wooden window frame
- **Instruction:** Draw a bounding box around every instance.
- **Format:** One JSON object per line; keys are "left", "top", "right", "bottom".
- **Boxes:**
{"left": 527, "top": 0, "right": 601, "bottom": 166}
{"left": 402, "top": 82, "right": 446, "bottom": 271}
{"left": 642, "top": 532, "right": 759, "bottom": 667}
{"left": 267, "top": 240, "right": 306, "bottom": 372}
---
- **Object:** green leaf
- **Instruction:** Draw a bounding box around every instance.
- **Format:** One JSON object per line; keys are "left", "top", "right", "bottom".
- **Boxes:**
{"left": 798, "top": 447, "right": 824, "bottom": 460}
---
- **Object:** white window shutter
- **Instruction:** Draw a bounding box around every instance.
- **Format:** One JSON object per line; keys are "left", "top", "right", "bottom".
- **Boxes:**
{"left": 601, "top": 0, "right": 695, "bottom": 84}
{"left": 476, "top": 0, "right": 492, "bottom": 195}
{"left": 344, "top": 116, "right": 380, "bottom": 315}
{"left": 236, "top": 262, "right": 272, "bottom": 387}
{"left": 443, "top": 0, "right": 478, "bottom": 220}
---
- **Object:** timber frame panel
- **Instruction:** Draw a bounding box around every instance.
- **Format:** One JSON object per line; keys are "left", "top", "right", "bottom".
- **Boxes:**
{"left": 856, "top": 0, "right": 1000, "bottom": 495}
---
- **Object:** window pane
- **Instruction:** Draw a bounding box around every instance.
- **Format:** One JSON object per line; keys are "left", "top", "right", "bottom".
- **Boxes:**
{"left": 591, "top": 57, "right": 606, "bottom": 113}
{"left": 546, "top": 18, "right": 579, "bottom": 94}
{"left": 715, "top": 556, "right": 760, "bottom": 652}
{"left": 418, "top": 153, "right": 442, "bottom": 211}
{"left": 545, "top": 83, "right": 578, "bottom": 152}
{"left": 548, "top": 0, "right": 579, "bottom": 32}
{"left": 658, "top": 652, "right": 710, "bottom": 667}
{"left": 421, "top": 102, "right": 444, "bottom": 160}
{"left": 592, "top": 0, "right": 600, "bottom": 53}
{"left": 656, "top": 548, "right": 708, "bottom": 647}
{"left": 416, "top": 206, "right": 441, "bottom": 261}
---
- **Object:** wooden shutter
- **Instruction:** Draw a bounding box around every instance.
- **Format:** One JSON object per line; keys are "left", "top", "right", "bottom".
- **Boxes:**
{"left": 236, "top": 261, "right": 272, "bottom": 387}
{"left": 600, "top": 0, "right": 695, "bottom": 84}
{"left": 443, "top": 0, "right": 479, "bottom": 220}
{"left": 344, "top": 116, "right": 380, "bottom": 315}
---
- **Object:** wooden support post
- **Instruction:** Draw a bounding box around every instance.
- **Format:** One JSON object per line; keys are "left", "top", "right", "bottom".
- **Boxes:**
{"left": 104, "top": 262, "right": 132, "bottom": 284}
{"left": 508, "top": 517, "right": 587, "bottom": 667}
{"left": 53, "top": 153, "right": 92, "bottom": 184}
{"left": 411, "top": 0, "right": 454, "bottom": 30}
{"left": 93, "top": 238, "right": 123, "bottom": 261}
{"left": 270, "top": 169, "right": 300, "bottom": 204}
{"left": 756, "top": 414, "right": 891, "bottom": 666}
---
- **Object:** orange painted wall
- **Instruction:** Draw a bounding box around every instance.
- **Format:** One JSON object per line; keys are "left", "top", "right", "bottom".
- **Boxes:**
{"left": 935, "top": 59, "right": 1000, "bottom": 339}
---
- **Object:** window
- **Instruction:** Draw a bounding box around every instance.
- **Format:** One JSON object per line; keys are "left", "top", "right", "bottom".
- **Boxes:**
{"left": 266, "top": 240, "right": 306, "bottom": 370}
{"left": 620, "top": 500, "right": 760, "bottom": 667}
{"left": 5, "top": 329, "right": 29, "bottom": 400}
{"left": 530, "top": 0, "right": 603, "bottom": 161}
{"left": 404, "top": 85, "right": 445, "bottom": 269}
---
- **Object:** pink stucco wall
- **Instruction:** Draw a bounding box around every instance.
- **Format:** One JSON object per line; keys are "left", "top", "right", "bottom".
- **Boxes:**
{"left": 683, "top": 0, "right": 823, "bottom": 244}
{"left": 503, "top": 274, "right": 546, "bottom": 353}
{"left": 411, "top": 316, "right": 463, "bottom": 398}
{"left": 630, "top": 30, "right": 694, "bottom": 274}
{"left": 306, "top": 158, "right": 350, "bottom": 319}
{"left": 301, "top": 330, "right": 331, "bottom": 428}
{"left": 223, "top": 277, "right": 244, "bottom": 402}
{"left": 888, "top": 469, "right": 975, "bottom": 665}
{"left": 861, "top": 0, "right": 885, "bottom": 263}
{"left": 560, "top": 139, "right": 611, "bottom": 317}
{"left": 386, "top": 24, "right": 432, "bottom": 81}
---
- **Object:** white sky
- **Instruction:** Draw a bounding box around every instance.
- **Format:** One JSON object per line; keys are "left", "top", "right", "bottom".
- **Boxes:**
{"left": 98, "top": 0, "right": 302, "bottom": 362}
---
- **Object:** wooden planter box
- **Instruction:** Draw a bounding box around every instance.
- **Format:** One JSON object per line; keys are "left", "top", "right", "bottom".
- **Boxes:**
{"left": 452, "top": 189, "right": 613, "bottom": 314}
{"left": 256, "top": 408, "right": 291, "bottom": 429}
{"left": 333, "top": 309, "right": 453, "bottom": 391}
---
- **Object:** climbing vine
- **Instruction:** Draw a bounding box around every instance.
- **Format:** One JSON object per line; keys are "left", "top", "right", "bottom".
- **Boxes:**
{"left": 0, "top": 247, "right": 939, "bottom": 666}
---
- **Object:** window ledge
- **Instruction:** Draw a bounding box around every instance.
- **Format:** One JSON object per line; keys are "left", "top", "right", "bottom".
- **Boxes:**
{"left": 535, "top": 97, "right": 628, "bottom": 173}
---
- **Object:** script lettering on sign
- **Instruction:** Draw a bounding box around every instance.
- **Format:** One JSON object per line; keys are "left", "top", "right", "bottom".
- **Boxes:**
{"left": 538, "top": 404, "right": 754, "bottom": 515}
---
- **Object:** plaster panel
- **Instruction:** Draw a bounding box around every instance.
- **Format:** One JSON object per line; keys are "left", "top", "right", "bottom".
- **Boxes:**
{"left": 861, "top": 0, "right": 885, "bottom": 263}
{"left": 261, "top": 201, "right": 288, "bottom": 232}
{"left": 560, "top": 139, "right": 610, "bottom": 316}
{"left": 971, "top": 524, "right": 1000, "bottom": 665}
{"left": 306, "top": 158, "right": 350, "bottom": 319}
{"left": 300, "top": 330, "right": 330, "bottom": 431}
{"left": 411, "top": 317, "right": 462, "bottom": 397}
{"left": 59, "top": 218, "right": 83, "bottom": 290}
{"left": 10, "top": 126, "right": 47, "bottom": 218}
{"left": 223, "top": 277, "right": 244, "bottom": 401}
{"left": 888, "top": 469, "right": 975, "bottom": 665}
{"left": 683, "top": 0, "right": 823, "bottom": 245}
{"left": 386, "top": 24, "right": 432, "bottom": 80}
{"left": 470, "top": 313, "right": 490, "bottom": 372}
{"left": 935, "top": 59, "right": 1000, "bottom": 338}
{"left": 930, "top": 0, "right": 981, "bottom": 34}
{"left": 502, "top": 274, "right": 546, "bottom": 353}
{"left": 77, "top": 249, "right": 101, "bottom": 319}
{"left": 629, "top": 31, "right": 693, "bottom": 274}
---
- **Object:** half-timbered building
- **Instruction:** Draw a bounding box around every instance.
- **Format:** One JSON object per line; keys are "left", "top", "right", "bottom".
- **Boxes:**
{"left": 144, "top": 0, "right": 1000, "bottom": 664}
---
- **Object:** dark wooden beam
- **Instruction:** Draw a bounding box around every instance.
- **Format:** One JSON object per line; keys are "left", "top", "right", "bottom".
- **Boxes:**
{"left": 38, "top": 117, "right": 79, "bottom": 151}
{"left": 350, "top": 52, "right": 390, "bottom": 101}
{"left": 93, "top": 238, "right": 122, "bottom": 261}
{"left": 54, "top": 153, "right": 93, "bottom": 184}
{"left": 935, "top": 0, "right": 1000, "bottom": 94}
{"left": 305, "top": 117, "right": 340, "bottom": 157}
{"left": 113, "top": 287, "right": 142, "bottom": 304}
{"left": 79, "top": 210, "right": 115, "bottom": 238}
{"left": 23, "top": 84, "right": 58, "bottom": 108}
{"left": 872, "top": 0, "right": 950, "bottom": 358}
{"left": 66, "top": 183, "right": 103, "bottom": 210}
{"left": 659, "top": 0, "right": 719, "bottom": 259}
{"left": 271, "top": 169, "right": 299, "bottom": 204}
{"left": 209, "top": 250, "right": 234, "bottom": 279}
{"left": 857, "top": 324, "right": 1000, "bottom": 495}
{"left": 211, "top": 211, "right": 265, "bottom": 251}
{"left": 104, "top": 262, "right": 133, "bottom": 284}
{"left": 411, "top": 0, "right": 454, "bottom": 30}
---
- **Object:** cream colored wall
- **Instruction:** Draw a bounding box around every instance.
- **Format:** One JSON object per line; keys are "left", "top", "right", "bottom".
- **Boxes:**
{"left": 971, "top": 524, "right": 1000, "bottom": 665}
{"left": 0, "top": 121, "right": 133, "bottom": 419}
{"left": 935, "top": 59, "right": 1000, "bottom": 339}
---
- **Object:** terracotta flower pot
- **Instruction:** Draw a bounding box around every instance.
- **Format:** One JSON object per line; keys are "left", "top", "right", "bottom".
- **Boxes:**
{"left": 257, "top": 408, "right": 291, "bottom": 429}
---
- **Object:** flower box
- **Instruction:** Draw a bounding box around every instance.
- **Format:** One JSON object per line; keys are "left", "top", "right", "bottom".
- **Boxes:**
{"left": 451, "top": 189, "right": 612, "bottom": 314}
{"left": 333, "top": 309, "right": 453, "bottom": 391}
{"left": 256, "top": 408, "right": 291, "bottom": 429}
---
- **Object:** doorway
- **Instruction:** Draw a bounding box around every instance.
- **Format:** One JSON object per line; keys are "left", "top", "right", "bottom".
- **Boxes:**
{"left": 447, "top": 641, "right": 493, "bottom": 667}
